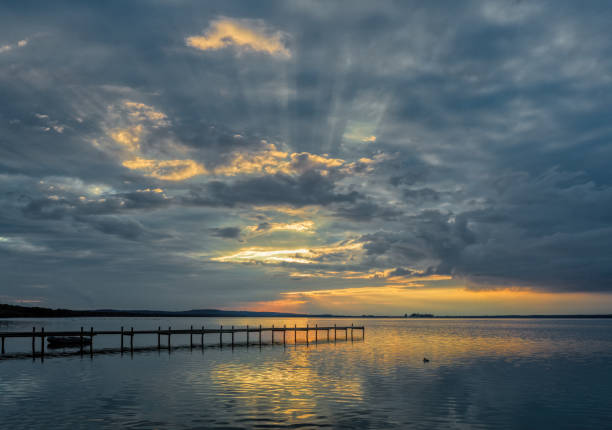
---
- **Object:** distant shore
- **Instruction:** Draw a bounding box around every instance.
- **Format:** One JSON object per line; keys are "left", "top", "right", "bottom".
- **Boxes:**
{"left": 1, "top": 304, "right": 611, "bottom": 319}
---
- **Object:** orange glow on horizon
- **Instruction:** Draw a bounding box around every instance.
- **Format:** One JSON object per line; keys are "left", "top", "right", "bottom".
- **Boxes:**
{"left": 237, "top": 286, "right": 612, "bottom": 315}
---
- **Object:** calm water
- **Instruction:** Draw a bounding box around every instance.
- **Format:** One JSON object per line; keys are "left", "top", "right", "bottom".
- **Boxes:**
{"left": 1, "top": 317, "right": 611, "bottom": 429}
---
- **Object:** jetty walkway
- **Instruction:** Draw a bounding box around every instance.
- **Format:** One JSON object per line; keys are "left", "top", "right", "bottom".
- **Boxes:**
{"left": 0, "top": 324, "right": 364, "bottom": 358}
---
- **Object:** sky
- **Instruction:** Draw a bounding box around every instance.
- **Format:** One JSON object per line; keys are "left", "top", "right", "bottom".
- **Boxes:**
{"left": 1, "top": 0, "right": 612, "bottom": 315}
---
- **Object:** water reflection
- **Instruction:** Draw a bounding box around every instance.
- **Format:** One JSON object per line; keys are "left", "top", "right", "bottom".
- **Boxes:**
{"left": 1, "top": 318, "right": 611, "bottom": 429}
{"left": 207, "top": 354, "right": 364, "bottom": 425}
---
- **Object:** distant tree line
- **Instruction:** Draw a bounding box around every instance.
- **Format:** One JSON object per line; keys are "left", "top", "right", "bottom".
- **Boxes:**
{"left": 404, "top": 313, "right": 435, "bottom": 318}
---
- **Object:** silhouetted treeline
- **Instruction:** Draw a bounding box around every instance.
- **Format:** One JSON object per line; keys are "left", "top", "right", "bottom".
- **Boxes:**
{"left": 1, "top": 304, "right": 610, "bottom": 319}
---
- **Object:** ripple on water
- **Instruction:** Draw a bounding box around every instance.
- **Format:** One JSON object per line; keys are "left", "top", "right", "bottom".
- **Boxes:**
{"left": 1, "top": 318, "right": 612, "bottom": 429}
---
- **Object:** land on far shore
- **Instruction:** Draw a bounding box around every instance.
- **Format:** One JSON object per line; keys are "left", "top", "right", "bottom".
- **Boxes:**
{"left": 1, "top": 304, "right": 611, "bottom": 319}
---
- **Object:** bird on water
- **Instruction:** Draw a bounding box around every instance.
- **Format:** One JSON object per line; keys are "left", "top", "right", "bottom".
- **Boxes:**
{"left": 423, "top": 357, "right": 430, "bottom": 363}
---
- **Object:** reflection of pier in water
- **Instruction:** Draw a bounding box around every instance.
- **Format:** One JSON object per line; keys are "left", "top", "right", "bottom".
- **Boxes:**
{"left": 0, "top": 324, "right": 365, "bottom": 360}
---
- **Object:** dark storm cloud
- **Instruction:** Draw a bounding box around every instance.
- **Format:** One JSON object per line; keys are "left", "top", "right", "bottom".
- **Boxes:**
{"left": 185, "top": 171, "right": 361, "bottom": 208}
{"left": 209, "top": 226, "right": 242, "bottom": 239}
{"left": 359, "top": 170, "right": 612, "bottom": 292}
{"left": 333, "top": 201, "right": 401, "bottom": 222}
{"left": 22, "top": 192, "right": 170, "bottom": 220}
{"left": 1, "top": 0, "right": 612, "bottom": 308}
{"left": 82, "top": 215, "right": 147, "bottom": 241}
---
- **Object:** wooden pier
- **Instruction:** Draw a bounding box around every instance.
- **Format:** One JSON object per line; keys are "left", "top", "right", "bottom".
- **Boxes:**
{"left": 0, "top": 324, "right": 364, "bottom": 358}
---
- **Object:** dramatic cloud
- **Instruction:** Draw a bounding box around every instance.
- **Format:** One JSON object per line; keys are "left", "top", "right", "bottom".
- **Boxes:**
{"left": 1, "top": 1, "right": 612, "bottom": 312}
{"left": 186, "top": 17, "right": 290, "bottom": 57}
{"left": 122, "top": 157, "right": 207, "bottom": 181}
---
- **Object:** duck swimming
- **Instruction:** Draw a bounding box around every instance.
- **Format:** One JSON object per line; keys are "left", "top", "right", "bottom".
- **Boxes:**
{"left": 423, "top": 357, "right": 430, "bottom": 363}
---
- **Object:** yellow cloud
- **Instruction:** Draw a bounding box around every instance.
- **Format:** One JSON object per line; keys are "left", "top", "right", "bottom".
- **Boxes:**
{"left": 252, "top": 205, "right": 320, "bottom": 217}
{"left": 98, "top": 100, "right": 208, "bottom": 181}
{"left": 246, "top": 220, "right": 315, "bottom": 234}
{"left": 213, "top": 248, "right": 314, "bottom": 264}
{"left": 109, "top": 125, "right": 143, "bottom": 153}
{"left": 137, "top": 188, "right": 164, "bottom": 193}
{"left": 212, "top": 241, "right": 363, "bottom": 265}
{"left": 186, "top": 18, "right": 290, "bottom": 57}
{"left": 122, "top": 157, "right": 207, "bottom": 181}
{"left": 122, "top": 101, "right": 169, "bottom": 126}
{"left": 362, "top": 135, "right": 377, "bottom": 142}
{"left": 213, "top": 144, "right": 347, "bottom": 177}
{"left": 213, "top": 144, "right": 289, "bottom": 176}
{"left": 100, "top": 100, "right": 382, "bottom": 182}
{"left": 287, "top": 268, "right": 452, "bottom": 283}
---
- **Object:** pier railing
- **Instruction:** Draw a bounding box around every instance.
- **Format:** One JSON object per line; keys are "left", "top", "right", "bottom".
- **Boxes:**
{"left": 0, "top": 324, "right": 365, "bottom": 358}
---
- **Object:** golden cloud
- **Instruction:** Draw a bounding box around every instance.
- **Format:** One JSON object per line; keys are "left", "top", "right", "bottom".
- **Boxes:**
{"left": 186, "top": 18, "right": 290, "bottom": 57}
{"left": 213, "top": 143, "right": 349, "bottom": 177}
{"left": 211, "top": 241, "right": 363, "bottom": 265}
{"left": 122, "top": 101, "right": 169, "bottom": 126}
{"left": 245, "top": 220, "right": 315, "bottom": 234}
{"left": 100, "top": 100, "right": 384, "bottom": 182}
{"left": 109, "top": 124, "right": 143, "bottom": 153}
{"left": 213, "top": 144, "right": 289, "bottom": 176}
{"left": 122, "top": 157, "right": 207, "bottom": 181}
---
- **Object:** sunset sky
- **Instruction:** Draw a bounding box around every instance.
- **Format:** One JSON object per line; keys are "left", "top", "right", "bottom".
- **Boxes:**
{"left": 1, "top": 1, "right": 612, "bottom": 314}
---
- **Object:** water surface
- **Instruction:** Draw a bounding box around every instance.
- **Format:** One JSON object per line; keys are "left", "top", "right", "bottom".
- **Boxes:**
{"left": 1, "top": 317, "right": 611, "bottom": 429}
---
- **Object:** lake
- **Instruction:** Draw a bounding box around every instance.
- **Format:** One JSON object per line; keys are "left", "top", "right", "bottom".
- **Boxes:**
{"left": 1, "top": 317, "right": 611, "bottom": 429}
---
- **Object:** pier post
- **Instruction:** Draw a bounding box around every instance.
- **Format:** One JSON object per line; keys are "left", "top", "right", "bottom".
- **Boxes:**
{"left": 294, "top": 324, "right": 297, "bottom": 344}
{"left": 1, "top": 336, "right": 4, "bottom": 354}
{"left": 231, "top": 326, "right": 234, "bottom": 348}
{"left": 272, "top": 325, "right": 274, "bottom": 343}
{"left": 283, "top": 325, "right": 286, "bottom": 346}
{"left": 168, "top": 326, "right": 171, "bottom": 350}
{"left": 158, "top": 326, "right": 161, "bottom": 350}
{"left": 306, "top": 324, "right": 309, "bottom": 346}
{"left": 246, "top": 325, "right": 249, "bottom": 346}
{"left": 351, "top": 323, "right": 354, "bottom": 341}
{"left": 130, "top": 327, "right": 134, "bottom": 353}
{"left": 32, "top": 327, "right": 35, "bottom": 356}
{"left": 219, "top": 325, "right": 223, "bottom": 348}
{"left": 41, "top": 327, "right": 45, "bottom": 358}
{"left": 190, "top": 325, "right": 193, "bottom": 349}
{"left": 334, "top": 324, "right": 337, "bottom": 342}
{"left": 315, "top": 324, "right": 318, "bottom": 344}
{"left": 259, "top": 325, "right": 262, "bottom": 347}
{"left": 80, "top": 327, "right": 84, "bottom": 355}
{"left": 121, "top": 326, "right": 124, "bottom": 352}
{"left": 90, "top": 327, "right": 94, "bottom": 355}
{"left": 201, "top": 326, "right": 204, "bottom": 347}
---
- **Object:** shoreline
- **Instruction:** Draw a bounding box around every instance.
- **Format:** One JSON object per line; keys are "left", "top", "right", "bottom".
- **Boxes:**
{"left": 1, "top": 304, "right": 611, "bottom": 319}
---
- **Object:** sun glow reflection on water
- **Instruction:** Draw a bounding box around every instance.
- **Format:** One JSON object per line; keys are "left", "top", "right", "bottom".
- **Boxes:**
{"left": 1, "top": 318, "right": 611, "bottom": 429}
